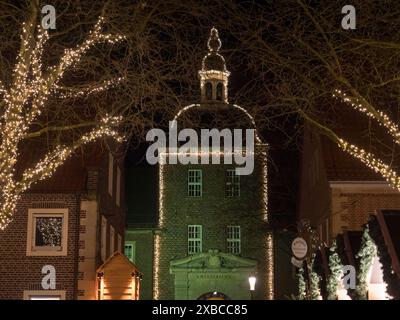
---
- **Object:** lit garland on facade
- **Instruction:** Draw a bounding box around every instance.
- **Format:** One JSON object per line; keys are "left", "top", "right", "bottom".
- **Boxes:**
{"left": 0, "top": 16, "right": 125, "bottom": 229}
{"left": 153, "top": 233, "right": 161, "bottom": 300}
{"left": 155, "top": 104, "right": 274, "bottom": 299}
{"left": 266, "top": 232, "right": 274, "bottom": 299}
{"left": 153, "top": 27, "right": 274, "bottom": 300}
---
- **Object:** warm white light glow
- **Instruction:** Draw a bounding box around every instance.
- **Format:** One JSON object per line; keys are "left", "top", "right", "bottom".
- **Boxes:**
{"left": 0, "top": 16, "right": 125, "bottom": 229}
{"left": 367, "top": 256, "right": 390, "bottom": 300}
{"left": 248, "top": 276, "right": 257, "bottom": 291}
{"left": 153, "top": 233, "right": 161, "bottom": 300}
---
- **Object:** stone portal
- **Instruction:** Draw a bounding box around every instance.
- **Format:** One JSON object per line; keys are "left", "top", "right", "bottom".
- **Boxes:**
{"left": 170, "top": 249, "right": 257, "bottom": 300}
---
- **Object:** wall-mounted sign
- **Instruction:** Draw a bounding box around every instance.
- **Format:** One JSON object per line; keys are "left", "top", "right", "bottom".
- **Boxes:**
{"left": 291, "top": 237, "right": 308, "bottom": 259}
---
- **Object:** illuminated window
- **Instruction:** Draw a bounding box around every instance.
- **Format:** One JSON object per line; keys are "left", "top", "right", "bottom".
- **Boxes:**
{"left": 188, "top": 225, "right": 202, "bottom": 254}
{"left": 125, "top": 242, "right": 136, "bottom": 262}
{"left": 227, "top": 226, "right": 241, "bottom": 254}
{"left": 108, "top": 153, "right": 114, "bottom": 196}
{"left": 216, "top": 82, "right": 223, "bottom": 101}
{"left": 23, "top": 290, "right": 66, "bottom": 300}
{"left": 205, "top": 82, "right": 212, "bottom": 100}
{"left": 226, "top": 169, "right": 240, "bottom": 197}
{"left": 188, "top": 169, "right": 202, "bottom": 197}
{"left": 26, "top": 208, "right": 68, "bottom": 256}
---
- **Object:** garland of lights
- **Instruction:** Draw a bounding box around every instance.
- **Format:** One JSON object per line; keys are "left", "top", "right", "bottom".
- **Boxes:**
{"left": 355, "top": 227, "right": 377, "bottom": 300}
{"left": 297, "top": 267, "right": 307, "bottom": 300}
{"left": 333, "top": 89, "right": 400, "bottom": 145}
{"left": 326, "top": 241, "right": 343, "bottom": 300}
{"left": 309, "top": 255, "right": 321, "bottom": 300}
{"left": 0, "top": 16, "right": 125, "bottom": 230}
{"left": 333, "top": 89, "right": 400, "bottom": 192}
{"left": 153, "top": 28, "right": 273, "bottom": 300}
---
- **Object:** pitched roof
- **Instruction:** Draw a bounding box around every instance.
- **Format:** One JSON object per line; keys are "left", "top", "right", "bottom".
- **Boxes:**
{"left": 321, "top": 137, "right": 383, "bottom": 181}
{"left": 318, "top": 103, "right": 400, "bottom": 182}
{"left": 15, "top": 140, "right": 109, "bottom": 193}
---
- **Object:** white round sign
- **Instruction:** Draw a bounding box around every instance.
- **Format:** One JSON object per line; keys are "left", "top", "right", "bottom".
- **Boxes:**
{"left": 291, "top": 257, "right": 304, "bottom": 268}
{"left": 291, "top": 237, "right": 308, "bottom": 259}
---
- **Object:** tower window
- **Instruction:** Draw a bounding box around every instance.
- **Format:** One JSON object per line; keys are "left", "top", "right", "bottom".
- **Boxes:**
{"left": 205, "top": 82, "right": 212, "bottom": 100}
{"left": 216, "top": 82, "right": 223, "bottom": 101}
{"left": 188, "top": 225, "right": 202, "bottom": 254}
{"left": 227, "top": 226, "right": 241, "bottom": 254}
{"left": 188, "top": 169, "right": 202, "bottom": 197}
{"left": 226, "top": 169, "right": 240, "bottom": 197}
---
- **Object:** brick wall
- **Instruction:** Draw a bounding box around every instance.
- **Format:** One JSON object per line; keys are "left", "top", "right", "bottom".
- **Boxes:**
{"left": 0, "top": 193, "right": 79, "bottom": 300}
{"left": 157, "top": 154, "right": 272, "bottom": 300}
{"left": 330, "top": 186, "right": 400, "bottom": 239}
{"left": 125, "top": 230, "right": 154, "bottom": 300}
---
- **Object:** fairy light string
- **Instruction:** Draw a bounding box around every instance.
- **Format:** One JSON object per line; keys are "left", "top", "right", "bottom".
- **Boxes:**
{"left": 332, "top": 89, "right": 400, "bottom": 191}
{"left": 0, "top": 16, "right": 125, "bottom": 229}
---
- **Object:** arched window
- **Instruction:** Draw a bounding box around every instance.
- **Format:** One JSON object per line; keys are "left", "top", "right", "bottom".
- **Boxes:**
{"left": 205, "top": 82, "right": 212, "bottom": 100}
{"left": 216, "top": 82, "right": 223, "bottom": 101}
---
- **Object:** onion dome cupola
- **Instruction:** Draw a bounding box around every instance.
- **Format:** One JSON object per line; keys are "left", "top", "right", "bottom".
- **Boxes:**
{"left": 199, "top": 27, "right": 230, "bottom": 104}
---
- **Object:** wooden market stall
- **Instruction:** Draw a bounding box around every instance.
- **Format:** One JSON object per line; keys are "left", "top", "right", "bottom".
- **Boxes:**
{"left": 96, "top": 251, "right": 142, "bottom": 300}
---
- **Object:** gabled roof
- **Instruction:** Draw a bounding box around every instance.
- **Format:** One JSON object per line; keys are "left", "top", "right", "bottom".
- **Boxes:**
{"left": 15, "top": 141, "right": 113, "bottom": 193}
{"left": 317, "top": 103, "right": 400, "bottom": 182}
{"left": 96, "top": 251, "right": 140, "bottom": 273}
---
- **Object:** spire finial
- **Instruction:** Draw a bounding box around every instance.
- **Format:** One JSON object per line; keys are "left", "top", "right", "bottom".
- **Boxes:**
{"left": 199, "top": 28, "right": 230, "bottom": 103}
{"left": 207, "top": 27, "right": 222, "bottom": 53}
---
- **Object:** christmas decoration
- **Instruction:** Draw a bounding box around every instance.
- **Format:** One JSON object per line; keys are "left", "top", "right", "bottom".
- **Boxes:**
{"left": 297, "top": 267, "right": 307, "bottom": 300}
{"left": 355, "top": 227, "right": 377, "bottom": 300}
{"left": 326, "top": 241, "right": 343, "bottom": 300}
{"left": 309, "top": 255, "right": 322, "bottom": 300}
{"left": 0, "top": 15, "right": 125, "bottom": 229}
{"left": 36, "top": 217, "right": 62, "bottom": 246}
{"left": 333, "top": 90, "right": 400, "bottom": 192}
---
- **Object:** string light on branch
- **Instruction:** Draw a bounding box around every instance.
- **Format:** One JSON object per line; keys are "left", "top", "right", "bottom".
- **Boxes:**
{"left": 54, "top": 77, "right": 125, "bottom": 99}
{"left": 0, "top": 15, "right": 126, "bottom": 230}
{"left": 338, "top": 138, "right": 400, "bottom": 191}
{"left": 333, "top": 89, "right": 400, "bottom": 145}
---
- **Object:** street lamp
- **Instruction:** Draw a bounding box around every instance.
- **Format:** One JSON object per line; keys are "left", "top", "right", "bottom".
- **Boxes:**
{"left": 248, "top": 275, "right": 256, "bottom": 300}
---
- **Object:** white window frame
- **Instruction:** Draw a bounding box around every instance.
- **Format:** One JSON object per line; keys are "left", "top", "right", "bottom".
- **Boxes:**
{"left": 26, "top": 208, "right": 68, "bottom": 256}
{"left": 188, "top": 225, "right": 202, "bottom": 254}
{"left": 101, "top": 216, "right": 107, "bottom": 262}
{"left": 110, "top": 225, "right": 115, "bottom": 255}
{"left": 116, "top": 167, "right": 121, "bottom": 207}
{"left": 23, "top": 290, "right": 66, "bottom": 300}
{"left": 117, "top": 234, "right": 122, "bottom": 253}
{"left": 226, "top": 169, "right": 240, "bottom": 197}
{"left": 124, "top": 241, "right": 136, "bottom": 262}
{"left": 188, "top": 169, "right": 202, "bottom": 197}
{"left": 227, "top": 226, "right": 241, "bottom": 254}
{"left": 108, "top": 152, "right": 114, "bottom": 196}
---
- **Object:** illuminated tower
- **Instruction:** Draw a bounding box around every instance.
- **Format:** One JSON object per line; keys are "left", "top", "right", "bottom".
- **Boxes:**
{"left": 153, "top": 28, "right": 273, "bottom": 300}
